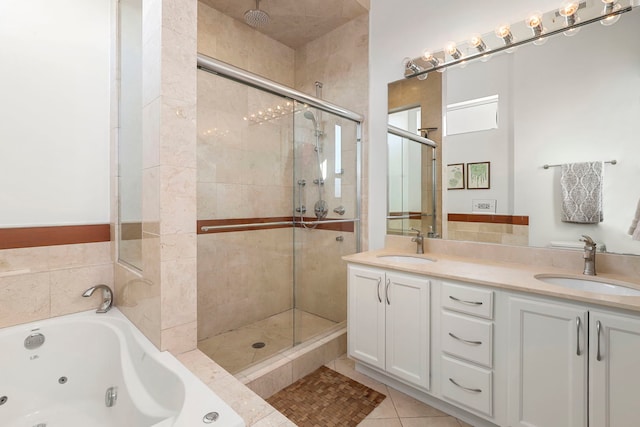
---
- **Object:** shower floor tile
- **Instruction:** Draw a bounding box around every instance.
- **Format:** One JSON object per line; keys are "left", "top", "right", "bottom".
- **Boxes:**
{"left": 198, "top": 309, "right": 337, "bottom": 374}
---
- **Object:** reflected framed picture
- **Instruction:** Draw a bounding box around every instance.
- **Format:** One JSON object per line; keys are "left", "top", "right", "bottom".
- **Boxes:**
{"left": 447, "top": 163, "right": 465, "bottom": 190}
{"left": 467, "top": 162, "right": 490, "bottom": 189}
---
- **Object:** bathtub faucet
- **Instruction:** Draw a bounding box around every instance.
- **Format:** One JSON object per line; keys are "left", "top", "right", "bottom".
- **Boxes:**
{"left": 82, "top": 284, "right": 113, "bottom": 313}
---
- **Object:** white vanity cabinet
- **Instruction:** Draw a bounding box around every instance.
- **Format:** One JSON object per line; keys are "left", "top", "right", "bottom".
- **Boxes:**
{"left": 508, "top": 296, "right": 640, "bottom": 427}
{"left": 347, "top": 264, "right": 430, "bottom": 390}
{"left": 589, "top": 310, "right": 640, "bottom": 426}
{"left": 507, "top": 297, "right": 588, "bottom": 427}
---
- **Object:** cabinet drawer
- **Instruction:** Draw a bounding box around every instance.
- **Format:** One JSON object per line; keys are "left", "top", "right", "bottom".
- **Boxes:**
{"left": 441, "top": 356, "right": 493, "bottom": 416}
{"left": 441, "top": 282, "right": 494, "bottom": 319}
{"left": 441, "top": 311, "right": 493, "bottom": 368}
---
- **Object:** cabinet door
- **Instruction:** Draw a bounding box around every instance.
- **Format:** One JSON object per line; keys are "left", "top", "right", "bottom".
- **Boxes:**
{"left": 507, "top": 297, "right": 587, "bottom": 427}
{"left": 385, "top": 272, "right": 430, "bottom": 389}
{"left": 347, "top": 265, "right": 385, "bottom": 370}
{"left": 590, "top": 310, "right": 640, "bottom": 427}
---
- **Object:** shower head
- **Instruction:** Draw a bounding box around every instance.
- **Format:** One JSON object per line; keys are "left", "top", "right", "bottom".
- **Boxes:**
{"left": 303, "top": 110, "right": 317, "bottom": 124}
{"left": 244, "top": 0, "right": 270, "bottom": 28}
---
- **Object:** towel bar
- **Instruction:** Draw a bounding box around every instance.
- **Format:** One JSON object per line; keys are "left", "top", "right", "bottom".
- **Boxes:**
{"left": 543, "top": 160, "right": 617, "bottom": 169}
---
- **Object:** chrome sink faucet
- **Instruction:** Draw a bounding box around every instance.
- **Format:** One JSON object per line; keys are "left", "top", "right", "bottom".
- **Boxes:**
{"left": 580, "top": 235, "right": 597, "bottom": 276}
{"left": 82, "top": 284, "right": 113, "bottom": 313}
{"left": 410, "top": 228, "right": 424, "bottom": 254}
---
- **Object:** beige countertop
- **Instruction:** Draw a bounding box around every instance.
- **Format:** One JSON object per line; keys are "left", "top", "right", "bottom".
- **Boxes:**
{"left": 343, "top": 249, "right": 640, "bottom": 313}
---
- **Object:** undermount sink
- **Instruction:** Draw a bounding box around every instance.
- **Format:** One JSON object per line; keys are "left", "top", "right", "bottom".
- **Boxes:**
{"left": 377, "top": 255, "right": 436, "bottom": 265}
{"left": 535, "top": 275, "right": 640, "bottom": 296}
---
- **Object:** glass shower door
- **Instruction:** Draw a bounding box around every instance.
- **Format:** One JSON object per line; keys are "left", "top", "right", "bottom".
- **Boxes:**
{"left": 196, "top": 70, "right": 297, "bottom": 373}
{"left": 292, "top": 105, "right": 360, "bottom": 345}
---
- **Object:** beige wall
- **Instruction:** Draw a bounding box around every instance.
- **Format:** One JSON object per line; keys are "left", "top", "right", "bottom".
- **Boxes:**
{"left": 447, "top": 222, "right": 529, "bottom": 246}
{"left": 196, "top": 2, "right": 297, "bottom": 339}
{"left": 198, "top": 230, "right": 294, "bottom": 340}
{"left": 0, "top": 243, "right": 114, "bottom": 329}
{"left": 198, "top": 3, "right": 295, "bottom": 85}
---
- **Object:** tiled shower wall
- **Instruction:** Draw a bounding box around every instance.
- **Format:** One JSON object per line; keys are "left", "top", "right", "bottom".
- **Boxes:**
{"left": 295, "top": 13, "right": 370, "bottom": 249}
{"left": 197, "top": 3, "right": 296, "bottom": 340}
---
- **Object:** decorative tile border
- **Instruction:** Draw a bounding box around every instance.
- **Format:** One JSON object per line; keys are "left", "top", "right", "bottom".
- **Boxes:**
{"left": 197, "top": 217, "right": 355, "bottom": 234}
{"left": 0, "top": 224, "right": 111, "bottom": 250}
{"left": 447, "top": 213, "right": 529, "bottom": 225}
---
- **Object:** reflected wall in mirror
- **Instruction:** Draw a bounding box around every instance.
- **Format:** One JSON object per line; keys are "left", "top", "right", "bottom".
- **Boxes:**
{"left": 118, "top": 0, "right": 143, "bottom": 269}
{"left": 387, "top": 74, "right": 442, "bottom": 237}
{"left": 387, "top": 6, "right": 640, "bottom": 255}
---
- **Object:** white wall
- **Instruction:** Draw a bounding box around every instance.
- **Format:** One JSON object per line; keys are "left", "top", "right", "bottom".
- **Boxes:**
{"left": 0, "top": 0, "right": 112, "bottom": 227}
{"left": 369, "top": 0, "right": 560, "bottom": 249}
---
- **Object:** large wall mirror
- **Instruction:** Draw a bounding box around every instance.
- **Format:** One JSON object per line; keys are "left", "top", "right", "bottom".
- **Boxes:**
{"left": 387, "top": 6, "right": 640, "bottom": 256}
{"left": 118, "top": 0, "right": 143, "bottom": 269}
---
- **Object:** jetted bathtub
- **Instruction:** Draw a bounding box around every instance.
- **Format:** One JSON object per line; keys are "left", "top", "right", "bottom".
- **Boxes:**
{"left": 0, "top": 308, "right": 245, "bottom": 427}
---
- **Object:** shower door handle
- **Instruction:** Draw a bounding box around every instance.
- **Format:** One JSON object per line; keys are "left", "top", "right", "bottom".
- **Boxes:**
{"left": 376, "top": 278, "right": 382, "bottom": 303}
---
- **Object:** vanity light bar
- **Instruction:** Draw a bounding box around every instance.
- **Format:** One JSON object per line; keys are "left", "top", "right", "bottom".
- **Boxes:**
{"left": 405, "top": 2, "right": 633, "bottom": 79}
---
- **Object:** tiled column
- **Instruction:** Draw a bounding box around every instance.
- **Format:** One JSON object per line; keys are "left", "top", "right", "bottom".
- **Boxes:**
{"left": 116, "top": 0, "right": 197, "bottom": 353}
{"left": 156, "top": 0, "right": 198, "bottom": 353}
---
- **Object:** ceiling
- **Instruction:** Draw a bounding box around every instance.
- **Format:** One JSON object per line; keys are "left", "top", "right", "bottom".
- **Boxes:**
{"left": 199, "top": 0, "right": 369, "bottom": 49}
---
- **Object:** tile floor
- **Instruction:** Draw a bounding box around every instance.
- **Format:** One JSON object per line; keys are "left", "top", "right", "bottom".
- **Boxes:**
{"left": 198, "top": 309, "right": 338, "bottom": 374}
{"left": 326, "top": 354, "right": 472, "bottom": 427}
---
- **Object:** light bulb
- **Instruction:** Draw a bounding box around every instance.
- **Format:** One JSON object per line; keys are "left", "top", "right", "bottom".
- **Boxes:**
{"left": 559, "top": 1, "right": 580, "bottom": 35}
{"left": 559, "top": 1, "right": 579, "bottom": 18}
{"left": 470, "top": 35, "right": 488, "bottom": 53}
{"left": 445, "top": 42, "right": 462, "bottom": 60}
{"left": 525, "top": 13, "right": 548, "bottom": 45}
{"left": 495, "top": 24, "right": 514, "bottom": 45}
{"left": 601, "top": 0, "right": 621, "bottom": 25}
{"left": 402, "top": 57, "right": 426, "bottom": 78}
{"left": 423, "top": 51, "right": 445, "bottom": 72}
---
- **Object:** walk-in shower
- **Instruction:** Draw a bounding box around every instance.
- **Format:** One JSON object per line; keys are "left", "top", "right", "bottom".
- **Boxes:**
{"left": 195, "top": 55, "right": 362, "bottom": 374}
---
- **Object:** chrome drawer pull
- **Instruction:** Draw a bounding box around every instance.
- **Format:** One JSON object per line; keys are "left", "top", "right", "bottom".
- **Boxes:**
{"left": 596, "top": 320, "right": 603, "bottom": 362}
{"left": 448, "top": 332, "right": 482, "bottom": 346}
{"left": 449, "top": 295, "right": 483, "bottom": 306}
{"left": 576, "top": 316, "right": 582, "bottom": 356}
{"left": 376, "top": 277, "right": 382, "bottom": 303}
{"left": 449, "top": 378, "right": 482, "bottom": 393}
{"left": 385, "top": 278, "right": 391, "bottom": 305}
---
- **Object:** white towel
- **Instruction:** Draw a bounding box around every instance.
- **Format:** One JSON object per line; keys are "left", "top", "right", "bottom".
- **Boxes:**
{"left": 628, "top": 199, "right": 640, "bottom": 240}
{"left": 560, "top": 161, "right": 603, "bottom": 224}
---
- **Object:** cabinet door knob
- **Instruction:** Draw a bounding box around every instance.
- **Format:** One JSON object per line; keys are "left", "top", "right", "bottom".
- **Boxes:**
{"left": 376, "top": 277, "right": 382, "bottom": 303}
{"left": 449, "top": 295, "right": 483, "bottom": 306}
{"left": 448, "top": 332, "right": 482, "bottom": 346}
{"left": 449, "top": 378, "right": 482, "bottom": 393}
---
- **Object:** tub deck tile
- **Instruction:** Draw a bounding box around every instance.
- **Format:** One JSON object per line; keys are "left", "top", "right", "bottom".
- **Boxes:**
{"left": 176, "top": 349, "right": 295, "bottom": 426}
